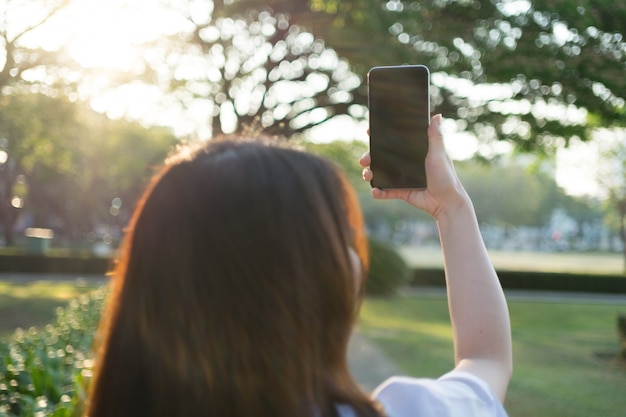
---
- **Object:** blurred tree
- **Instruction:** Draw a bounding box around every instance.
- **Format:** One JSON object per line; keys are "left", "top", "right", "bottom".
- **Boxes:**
{"left": 596, "top": 133, "right": 626, "bottom": 271}
{"left": 225, "top": 0, "right": 625, "bottom": 154}
{"left": 0, "top": 0, "right": 75, "bottom": 94}
{"left": 141, "top": 1, "right": 365, "bottom": 138}
{"left": 47, "top": 110, "right": 177, "bottom": 243}
{"left": 300, "top": 139, "right": 368, "bottom": 190}
{"left": 0, "top": 92, "right": 177, "bottom": 246}
{"left": 457, "top": 159, "right": 564, "bottom": 227}
{"left": 0, "top": 92, "right": 79, "bottom": 245}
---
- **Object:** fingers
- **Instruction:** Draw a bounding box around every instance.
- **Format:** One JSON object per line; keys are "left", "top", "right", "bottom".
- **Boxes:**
{"left": 362, "top": 167, "right": 373, "bottom": 182}
{"left": 371, "top": 188, "right": 386, "bottom": 199}
{"left": 359, "top": 152, "right": 371, "bottom": 167}
{"left": 371, "top": 187, "right": 415, "bottom": 202}
{"left": 361, "top": 169, "right": 409, "bottom": 201}
{"left": 371, "top": 188, "right": 397, "bottom": 199}
{"left": 360, "top": 152, "right": 372, "bottom": 182}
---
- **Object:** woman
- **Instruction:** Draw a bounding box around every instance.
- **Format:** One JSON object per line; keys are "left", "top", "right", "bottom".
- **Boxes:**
{"left": 85, "top": 114, "right": 511, "bottom": 417}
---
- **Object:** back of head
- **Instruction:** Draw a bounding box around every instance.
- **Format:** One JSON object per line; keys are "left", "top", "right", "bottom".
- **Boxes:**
{"left": 86, "top": 137, "right": 376, "bottom": 417}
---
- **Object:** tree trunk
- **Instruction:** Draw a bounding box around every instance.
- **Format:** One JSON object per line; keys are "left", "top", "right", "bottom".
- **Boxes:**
{"left": 0, "top": 190, "right": 19, "bottom": 246}
{"left": 0, "top": 161, "right": 19, "bottom": 246}
{"left": 619, "top": 315, "right": 626, "bottom": 359}
{"left": 619, "top": 208, "right": 626, "bottom": 275}
{"left": 3, "top": 217, "right": 15, "bottom": 246}
{"left": 619, "top": 202, "right": 626, "bottom": 274}
{"left": 0, "top": 203, "right": 18, "bottom": 246}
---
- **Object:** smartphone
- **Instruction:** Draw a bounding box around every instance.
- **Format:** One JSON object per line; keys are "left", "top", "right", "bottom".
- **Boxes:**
{"left": 368, "top": 65, "right": 430, "bottom": 189}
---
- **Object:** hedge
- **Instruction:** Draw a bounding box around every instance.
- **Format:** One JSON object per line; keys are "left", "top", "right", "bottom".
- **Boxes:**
{"left": 0, "top": 254, "right": 623, "bottom": 294}
{"left": 0, "top": 256, "right": 111, "bottom": 275}
{"left": 411, "top": 268, "right": 626, "bottom": 294}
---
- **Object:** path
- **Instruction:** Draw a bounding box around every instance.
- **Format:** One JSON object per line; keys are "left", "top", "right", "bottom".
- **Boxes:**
{"left": 348, "top": 332, "right": 399, "bottom": 391}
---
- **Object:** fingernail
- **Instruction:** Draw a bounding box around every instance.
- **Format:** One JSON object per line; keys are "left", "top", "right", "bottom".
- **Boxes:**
{"left": 433, "top": 114, "right": 442, "bottom": 133}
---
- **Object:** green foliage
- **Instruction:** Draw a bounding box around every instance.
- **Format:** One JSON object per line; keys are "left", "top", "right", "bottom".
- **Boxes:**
{"left": 300, "top": 139, "right": 368, "bottom": 191}
{"left": 0, "top": 92, "right": 178, "bottom": 244}
{"left": 0, "top": 93, "right": 77, "bottom": 175}
{"left": 456, "top": 158, "right": 562, "bottom": 226}
{"left": 64, "top": 107, "right": 177, "bottom": 237}
{"left": 0, "top": 93, "right": 82, "bottom": 244}
{"left": 366, "top": 239, "right": 410, "bottom": 296}
{"left": 598, "top": 138, "right": 626, "bottom": 271}
{"left": 0, "top": 288, "right": 107, "bottom": 417}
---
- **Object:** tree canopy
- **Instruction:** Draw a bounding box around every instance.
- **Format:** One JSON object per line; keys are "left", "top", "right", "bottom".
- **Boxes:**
{"left": 0, "top": 92, "right": 177, "bottom": 245}
{"left": 6, "top": 0, "right": 623, "bottom": 152}
{"left": 220, "top": 0, "right": 625, "bottom": 154}
{"left": 127, "top": 2, "right": 365, "bottom": 138}
{"left": 0, "top": 0, "right": 77, "bottom": 94}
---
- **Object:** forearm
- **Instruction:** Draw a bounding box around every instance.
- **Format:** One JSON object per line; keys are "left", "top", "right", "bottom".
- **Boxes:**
{"left": 436, "top": 196, "right": 512, "bottom": 398}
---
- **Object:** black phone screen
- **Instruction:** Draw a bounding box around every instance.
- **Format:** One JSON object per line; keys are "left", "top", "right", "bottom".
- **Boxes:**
{"left": 368, "top": 65, "right": 430, "bottom": 189}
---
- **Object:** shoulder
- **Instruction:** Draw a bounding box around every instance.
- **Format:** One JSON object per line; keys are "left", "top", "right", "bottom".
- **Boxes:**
{"left": 371, "top": 371, "right": 508, "bottom": 417}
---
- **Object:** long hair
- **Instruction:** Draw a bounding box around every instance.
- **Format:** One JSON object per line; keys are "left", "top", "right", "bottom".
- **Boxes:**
{"left": 85, "top": 137, "right": 380, "bottom": 417}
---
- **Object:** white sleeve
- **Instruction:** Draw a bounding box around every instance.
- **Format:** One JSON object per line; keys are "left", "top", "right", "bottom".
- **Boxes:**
{"left": 372, "top": 371, "right": 508, "bottom": 417}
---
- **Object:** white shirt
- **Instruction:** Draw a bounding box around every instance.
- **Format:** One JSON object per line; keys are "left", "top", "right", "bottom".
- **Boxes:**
{"left": 338, "top": 371, "right": 508, "bottom": 417}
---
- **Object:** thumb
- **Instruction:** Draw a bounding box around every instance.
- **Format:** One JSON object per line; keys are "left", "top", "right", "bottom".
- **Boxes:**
{"left": 428, "top": 114, "right": 445, "bottom": 151}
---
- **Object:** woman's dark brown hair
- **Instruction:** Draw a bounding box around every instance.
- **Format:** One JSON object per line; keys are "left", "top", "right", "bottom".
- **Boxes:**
{"left": 85, "top": 137, "right": 380, "bottom": 417}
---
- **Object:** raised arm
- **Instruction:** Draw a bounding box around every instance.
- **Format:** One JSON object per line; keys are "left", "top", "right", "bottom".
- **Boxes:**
{"left": 360, "top": 114, "right": 512, "bottom": 401}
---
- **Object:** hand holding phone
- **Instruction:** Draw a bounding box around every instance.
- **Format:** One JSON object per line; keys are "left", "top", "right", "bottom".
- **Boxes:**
{"left": 368, "top": 65, "right": 430, "bottom": 189}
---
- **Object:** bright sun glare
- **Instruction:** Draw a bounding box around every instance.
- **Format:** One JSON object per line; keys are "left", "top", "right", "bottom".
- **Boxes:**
{"left": 21, "top": 0, "right": 181, "bottom": 71}
{"left": 13, "top": 0, "right": 197, "bottom": 134}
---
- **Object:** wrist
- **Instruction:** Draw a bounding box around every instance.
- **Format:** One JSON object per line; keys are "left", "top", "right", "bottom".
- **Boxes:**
{"left": 434, "top": 192, "right": 475, "bottom": 224}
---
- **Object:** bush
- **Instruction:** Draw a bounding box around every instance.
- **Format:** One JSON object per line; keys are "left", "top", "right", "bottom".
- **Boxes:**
{"left": 0, "top": 288, "right": 107, "bottom": 417}
{"left": 366, "top": 239, "right": 410, "bottom": 296}
{"left": 0, "top": 254, "right": 111, "bottom": 275}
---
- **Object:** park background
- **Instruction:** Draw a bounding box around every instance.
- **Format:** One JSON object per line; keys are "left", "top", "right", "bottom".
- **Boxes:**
{"left": 1, "top": 0, "right": 626, "bottom": 416}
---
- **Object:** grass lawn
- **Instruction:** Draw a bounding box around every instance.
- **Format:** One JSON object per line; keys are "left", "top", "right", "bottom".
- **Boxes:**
{"left": 359, "top": 293, "right": 626, "bottom": 417}
{"left": 0, "top": 278, "right": 106, "bottom": 339}
{"left": 398, "top": 246, "right": 625, "bottom": 275}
